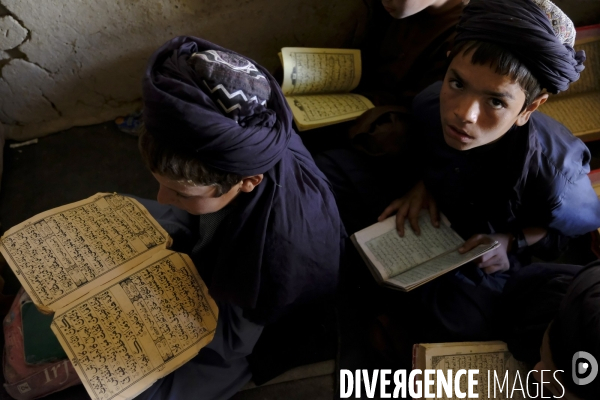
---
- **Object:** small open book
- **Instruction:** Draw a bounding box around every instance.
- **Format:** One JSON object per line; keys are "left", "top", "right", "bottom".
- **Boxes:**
{"left": 351, "top": 211, "right": 499, "bottom": 291}
{"left": 0, "top": 193, "right": 218, "bottom": 400}
{"left": 413, "top": 341, "right": 529, "bottom": 400}
{"left": 278, "top": 47, "right": 374, "bottom": 131}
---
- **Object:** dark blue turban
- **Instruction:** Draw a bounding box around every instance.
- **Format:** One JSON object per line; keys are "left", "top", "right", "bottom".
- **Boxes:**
{"left": 143, "top": 36, "right": 345, "bottom": 323}
{"left": 143, "top": 36, "right": 291, "bottom": 176}
{"left": 455, "top": 0, "right": 585, "bottom": 93}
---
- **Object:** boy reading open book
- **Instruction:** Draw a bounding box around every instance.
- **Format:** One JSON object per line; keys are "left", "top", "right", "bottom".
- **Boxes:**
{"left": 1, "top": 36, "right": 344, "bottom": 400}
{"left": 134, "top": 36, "right": 344, "bottom": 400}
{"left": 374, "top": 0, "right": 600, "bottom": 344}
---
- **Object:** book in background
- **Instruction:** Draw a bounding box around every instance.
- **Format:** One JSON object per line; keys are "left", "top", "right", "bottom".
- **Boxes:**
{"left": 412, "top": 341, "right": 530, "bottom": 400}
{"left": 278, "top": 47, "right": 374, "bottom": 131}
{"left": 351, "top": 211, "right": 499, "bottom": 291}
{"left": 22, "top": 300, "right": 67, "bottom": 364}
{"left": 3, "top": 288, "right": 81, "bottom": 400}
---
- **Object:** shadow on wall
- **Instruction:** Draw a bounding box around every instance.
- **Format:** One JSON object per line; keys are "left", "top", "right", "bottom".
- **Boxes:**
{"left": 0, "top": 0, "right": 369, "bottom": 141}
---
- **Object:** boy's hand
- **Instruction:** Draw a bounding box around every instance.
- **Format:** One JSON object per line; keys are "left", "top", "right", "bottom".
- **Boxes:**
{"left": 378, "top": 181, "right": 439, "bottom": 236}
{"left": 459, "top": 233, "right": 513, "bottom": 274}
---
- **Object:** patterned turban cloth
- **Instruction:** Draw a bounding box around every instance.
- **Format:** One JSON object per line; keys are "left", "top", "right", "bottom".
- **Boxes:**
{"left": 457, "top": 0, "right": 585, "bottom": 93}
{"left": 188, "top": 50, "right": 272, "bottom": 123}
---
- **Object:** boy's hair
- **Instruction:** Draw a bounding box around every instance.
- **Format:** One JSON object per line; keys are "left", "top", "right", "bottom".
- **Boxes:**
{"left": 138, "top": 129, "right": 243, "bottom": 197}
{"left": 449, "top": 40, "right": 543, "bottom": 108}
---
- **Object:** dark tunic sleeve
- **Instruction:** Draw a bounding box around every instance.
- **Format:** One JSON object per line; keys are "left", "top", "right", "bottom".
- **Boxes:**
{"left": 523, "top": 112, "right": 600, "bottom": 237}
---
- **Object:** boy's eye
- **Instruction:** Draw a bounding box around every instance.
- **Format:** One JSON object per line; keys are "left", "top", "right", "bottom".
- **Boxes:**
{"left": 489, "top": 98, "right": 505, "bottom": 109}
{"left": 449, "top": 79, "right": 463, "bottom": 89}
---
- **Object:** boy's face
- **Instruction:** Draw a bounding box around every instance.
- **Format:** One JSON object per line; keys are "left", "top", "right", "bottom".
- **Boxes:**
{"left": 152, "top": 173, "right": 260, "bottom": 215}
{"left": 439, "top": 50, "right": 536, "bottom": 151}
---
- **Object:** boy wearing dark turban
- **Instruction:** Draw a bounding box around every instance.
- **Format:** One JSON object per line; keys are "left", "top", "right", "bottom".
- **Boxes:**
{"left": 376, "top": 0, "right": 600, "bottom": 341}
{"left": 133, "top": 37, "right": 344, "bottom": 399}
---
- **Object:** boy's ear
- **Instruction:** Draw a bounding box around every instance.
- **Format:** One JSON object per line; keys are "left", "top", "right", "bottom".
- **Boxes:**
{"left": 239, "top": 174, "right": 264, "bottom": 193}
{"left": 515, "top": 93, "right": 549, "bottom": 126}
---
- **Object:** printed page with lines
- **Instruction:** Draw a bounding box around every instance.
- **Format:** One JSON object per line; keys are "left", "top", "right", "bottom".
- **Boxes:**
{"left": 280, "top": 47, "right": 362, "bottom": 95}
{"left": 351, "top": 210, "right": 498, "bottom": 291}
{"left": 413, "top": 341, "right": 529, "bottom": 400}
{"left": 279, "top": 47, "right": 374, "bottom": 130}
{"left": 51, "top": 250, "right": 218, "bottom": 400}
{"left": 0, "top": 193, "right": 172, "bottom": 312}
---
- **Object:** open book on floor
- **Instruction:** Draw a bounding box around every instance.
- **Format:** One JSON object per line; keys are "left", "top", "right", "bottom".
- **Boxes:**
{"left": 351, "top": 211, "right": 499, "bottom": 291}
{"left": 413, "top": 341, "right": 530, "bottom": 400}
{"left": 278, "top": 47, "right": 374, "bottom": 131}
{"left": 0, "top": 193, "right": 219, "bottom": 400}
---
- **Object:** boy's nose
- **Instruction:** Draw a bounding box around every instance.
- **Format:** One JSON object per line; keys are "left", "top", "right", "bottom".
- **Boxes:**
{"left": 454, "top": 98, "right": 479, "bottom": 124}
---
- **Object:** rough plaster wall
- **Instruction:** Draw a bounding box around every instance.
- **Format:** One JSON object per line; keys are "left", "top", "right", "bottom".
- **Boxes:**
{"left": 0, "top": 0, "right": 367, "bottom": 140}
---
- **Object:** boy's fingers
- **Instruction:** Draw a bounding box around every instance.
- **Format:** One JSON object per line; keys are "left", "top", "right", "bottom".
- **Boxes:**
{"left": 395, "top": 211, "right": 406, "bottom": 237}
{"left": 408, "top": 215, "right": 420, "bottom": 236}
{"left": 459, "top": 234, "right": 485, "bottom": 253}
{"left": 482, "top": 264, "right": 506, "bottom": 275}
{"left": 477, "top": 254, "right": 499, "bottom": 269}
{"left": 395, "top": 202, "right": 411, "bottom": 236}
{"left": 428, "top": 200, "right": 439, "bottom": 228}
{"left": 478, "top": 251, "right": 496, "bottom": 263}
{"left": 407, "top": 205, "right": 421, "bottom": 236}
{"left": 378, "top": 200, "right": 401, "bottom": 221}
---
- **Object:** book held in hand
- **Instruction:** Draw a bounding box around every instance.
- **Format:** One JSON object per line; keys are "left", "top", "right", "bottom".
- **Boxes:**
{"left": 0, "top": 193, "right": 219, "bottom": 400}
{"left": 278, "top": 47, "right": 374, "bottom": 131}
{"left": 351, "top": 211, "right": 499, "bottom": 291}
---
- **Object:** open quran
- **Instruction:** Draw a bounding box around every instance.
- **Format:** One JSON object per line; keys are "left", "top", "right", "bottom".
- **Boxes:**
{"left": 0, "top": 193, "right": 219, "bottom": 400}
{"left": 278, "top": 47, "right": 374, "bottom": 131}
{"left": 412, "top": 341, "right": 530, "bottom": 400}
{"left": 351, "top": 211, "right": 499, "bottom": 291}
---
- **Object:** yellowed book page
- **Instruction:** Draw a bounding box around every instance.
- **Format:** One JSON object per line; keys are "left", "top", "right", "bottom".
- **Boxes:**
{"left": 417, "top": 342, "right": 528, "bottom": 400}
{"left": 51, "top": 250, "right": 218, "bottom": 400}
{"left": 414, "top": 341, "right": 508, "bottom": 368}
{"left": 0, "top": 193, "right": 171, "bottom": 312}
{"left": 285, "top": 94, "right": 374, "bottom": 130}
{"left": 280, "top": 47, "right": 362, "bottom": 95}
{"left": 352, "top": 211, "right": 463, "bottom": 281}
